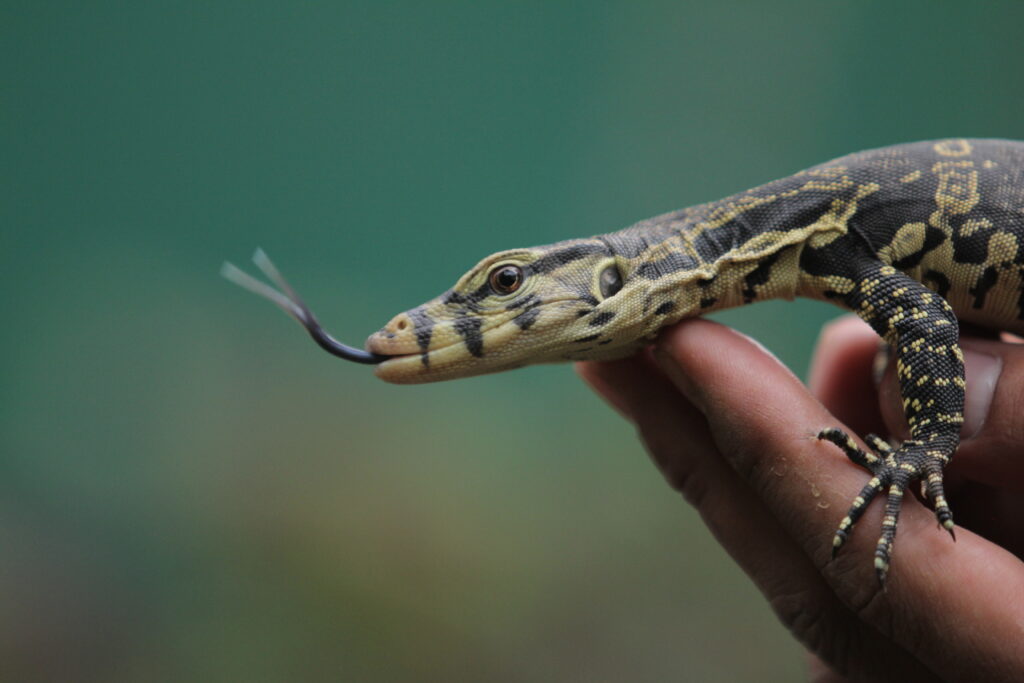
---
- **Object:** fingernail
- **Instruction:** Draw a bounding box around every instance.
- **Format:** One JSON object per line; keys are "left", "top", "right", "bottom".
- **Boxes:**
{"left": 961, "top": 347, "right": 1002, "bottom": 439}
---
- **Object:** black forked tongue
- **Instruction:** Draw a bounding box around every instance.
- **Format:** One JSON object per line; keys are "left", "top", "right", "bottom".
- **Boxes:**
{"left": 221, "top": 249, "right": 388, "bottom": 365}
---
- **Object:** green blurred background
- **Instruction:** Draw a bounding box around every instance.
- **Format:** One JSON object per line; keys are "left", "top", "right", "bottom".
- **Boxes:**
{"left": 4, "top": 2, "right": 1024, "bottom": 680}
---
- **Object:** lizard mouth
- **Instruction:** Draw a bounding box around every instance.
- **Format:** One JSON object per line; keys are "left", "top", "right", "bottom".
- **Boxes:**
{"left": 370, "top": 339, "right": 477, "bottom": 383}
{"left": 367, "top": 334, "right": 470, "bottom": 381}
{"left": 363, "top": 333, "right": 422, "bottom": 359}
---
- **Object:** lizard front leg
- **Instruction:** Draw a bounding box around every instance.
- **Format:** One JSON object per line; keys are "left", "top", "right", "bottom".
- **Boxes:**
{"left": 818, "top": 262, "right": 964, "bottom": 585}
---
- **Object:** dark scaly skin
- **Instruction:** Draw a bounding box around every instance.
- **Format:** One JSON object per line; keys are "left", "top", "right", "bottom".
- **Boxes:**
{"left": 230, "top": 138, "right": 1024, "bottom": 584}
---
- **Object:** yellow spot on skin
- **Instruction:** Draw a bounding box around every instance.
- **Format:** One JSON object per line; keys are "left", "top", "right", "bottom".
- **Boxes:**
{"left": 875, "top": 557, "right": 889, "bottom": 570}
{"left": 961, "top": 218, "right": 993, "bottom": 236}
{"left": 933, "top": 160, "right": 979, "bottom": 215}
{"left": 934, "top": 139, "right": 973, "bottom": 157}
{"left": 878, "top": 222, "right": 930, "bottom": 266}
{"left": 901, "top": 170, "right": 922, "bottom": 183}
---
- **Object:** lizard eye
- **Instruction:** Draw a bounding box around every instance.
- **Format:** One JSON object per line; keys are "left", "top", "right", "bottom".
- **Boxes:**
{"left": 599, "top": 264, "right": 623, "bottom": 299}
{"left": 488, "top": 265, "right": 524, "bottom": 295}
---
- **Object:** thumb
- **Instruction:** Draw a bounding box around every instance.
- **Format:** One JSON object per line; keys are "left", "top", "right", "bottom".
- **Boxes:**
{"left": 878, "top": 335, "right": 1024, "bottom": 487}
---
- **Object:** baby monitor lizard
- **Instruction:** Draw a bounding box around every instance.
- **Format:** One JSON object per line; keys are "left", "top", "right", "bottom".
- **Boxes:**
{"left": 224, "top": 138, "right": 1024, "bottom": 585}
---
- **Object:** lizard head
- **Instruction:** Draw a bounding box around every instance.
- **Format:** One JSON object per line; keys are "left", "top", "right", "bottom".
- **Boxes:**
{"left": 223, "top": 237, "right": 698, "bottom": 384}
{"left": 365, "top": 238, "right": 662, "bottom": 383}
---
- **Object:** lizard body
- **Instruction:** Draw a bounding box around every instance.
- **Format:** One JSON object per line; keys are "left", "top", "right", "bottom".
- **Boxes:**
{"left": 225, "top": 138, "right": 1024, "bottom": 583}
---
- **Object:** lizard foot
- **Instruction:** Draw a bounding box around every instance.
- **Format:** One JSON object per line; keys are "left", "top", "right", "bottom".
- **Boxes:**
{"left": 816, "top": 427, "right": 955, "bottom": 586}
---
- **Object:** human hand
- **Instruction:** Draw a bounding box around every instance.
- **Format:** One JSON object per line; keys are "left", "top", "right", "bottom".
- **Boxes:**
{"left": 576, "top": 317, "right": 1024, "bottom": 682}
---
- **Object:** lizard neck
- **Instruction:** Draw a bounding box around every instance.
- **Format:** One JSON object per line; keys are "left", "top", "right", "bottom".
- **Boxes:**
{"left": 602, "top": 168, "right": 872, "bottom": 331}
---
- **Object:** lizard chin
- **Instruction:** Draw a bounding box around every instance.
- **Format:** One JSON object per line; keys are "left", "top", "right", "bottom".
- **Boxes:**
{"left": 372, "top": 346, "right": 521, "bottom": 384}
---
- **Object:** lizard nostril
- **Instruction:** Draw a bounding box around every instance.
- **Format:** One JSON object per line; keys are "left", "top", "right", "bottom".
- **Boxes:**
{"left": 386, "top": 314, "right": 412, "bottom": 334}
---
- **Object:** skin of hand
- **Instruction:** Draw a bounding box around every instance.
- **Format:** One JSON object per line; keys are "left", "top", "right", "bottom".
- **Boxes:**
{"left": 576, "top": 315, "right": 1024, "bottom": 683}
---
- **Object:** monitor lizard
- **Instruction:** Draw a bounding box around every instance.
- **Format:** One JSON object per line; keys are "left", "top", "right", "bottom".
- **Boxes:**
{"left": 224, "top": 138, "right": 1024, "bottom": 585}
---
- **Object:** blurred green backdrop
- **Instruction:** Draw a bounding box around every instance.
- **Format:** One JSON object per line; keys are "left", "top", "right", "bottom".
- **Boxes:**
{"left": 4, "top": 2, "right": 1024, "bottom": 681}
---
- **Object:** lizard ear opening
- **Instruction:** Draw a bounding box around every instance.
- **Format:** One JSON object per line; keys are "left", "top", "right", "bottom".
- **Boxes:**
{"left": 598, "top": 263, "right": 623, "bottom": 299}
